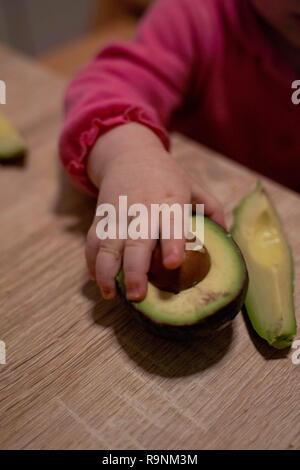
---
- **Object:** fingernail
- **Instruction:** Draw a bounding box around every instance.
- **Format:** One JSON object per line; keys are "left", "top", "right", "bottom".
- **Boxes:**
{"left": 127, "top": 288, "right": 141, "bottom": 301}
{"left": 101, "top": 287, "right": 114, "bottom": 299}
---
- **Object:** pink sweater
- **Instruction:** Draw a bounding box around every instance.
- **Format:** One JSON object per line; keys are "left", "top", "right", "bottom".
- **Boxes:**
{"left": 59, "top": 0, "right": 300, "bottom": 194}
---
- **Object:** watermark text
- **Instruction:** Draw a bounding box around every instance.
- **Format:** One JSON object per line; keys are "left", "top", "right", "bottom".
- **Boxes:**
{"left": 0, "top": 340, "right": 6, "bottom": 365}
{"left": 291, "top": 80, "right": 300, "bottom": 105}
{"left": 0, "top": 79, "right": 6, "bottom": 104}
{"left": 96, "top": 197, "right": 204, "bottom": 250}
{"left": 291, "top": 339, "right": 300, "bottom": 365}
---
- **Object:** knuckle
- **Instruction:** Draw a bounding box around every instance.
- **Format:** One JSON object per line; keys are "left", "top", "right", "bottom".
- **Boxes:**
{"left": 125, "top": 270, "right": 140, "bottom": 277}
{"left": 125, "top": 238, "right": 148, "bottom": 249}
{"left": 98, "top": 243, "right": 122, "bottom": 260}
{"left": 163, "top": 192, "right": 185, "bottom": 205}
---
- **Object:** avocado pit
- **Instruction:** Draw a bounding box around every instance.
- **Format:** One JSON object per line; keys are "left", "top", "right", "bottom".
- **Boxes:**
{"left": 148, "top": 243, "right": 211, "bottom": 294}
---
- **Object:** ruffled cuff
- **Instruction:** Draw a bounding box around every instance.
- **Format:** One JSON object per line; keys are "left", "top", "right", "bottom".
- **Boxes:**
{"left": 59, "top": 104, "right": 170, "bottom": 197}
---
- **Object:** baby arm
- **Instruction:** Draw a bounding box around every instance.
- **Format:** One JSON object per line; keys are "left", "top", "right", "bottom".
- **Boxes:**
{"left": 59, "top": 0, "right": 224, "bottom": 301}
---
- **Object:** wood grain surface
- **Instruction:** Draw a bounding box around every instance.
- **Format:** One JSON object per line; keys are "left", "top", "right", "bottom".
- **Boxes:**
{"left": 0, "top": 44, "right": 299, "bottom": 450}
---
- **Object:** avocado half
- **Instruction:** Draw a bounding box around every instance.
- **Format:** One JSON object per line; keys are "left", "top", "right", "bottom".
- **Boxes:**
{"left": 231, "top": 182, "right": 297, "bottom": 349}
{"left": 0, "top": 111, "right": 26, "bottom": 162}
{"left": 117, "top": 216, "right": 248, "bottom": 340}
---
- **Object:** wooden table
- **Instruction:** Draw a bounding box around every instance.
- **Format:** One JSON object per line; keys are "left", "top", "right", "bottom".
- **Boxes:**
{"left": 0, "top": 44, "right": 299, "bottom": 450}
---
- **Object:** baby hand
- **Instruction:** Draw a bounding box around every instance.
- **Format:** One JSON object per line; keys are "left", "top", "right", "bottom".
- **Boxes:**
{"left": 85, "top": 123, "right": 224, "bottom": 301}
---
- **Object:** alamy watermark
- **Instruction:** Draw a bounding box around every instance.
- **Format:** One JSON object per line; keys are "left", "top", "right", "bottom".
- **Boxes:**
{"left": 0, "top": 338, "right": 299, "bottom": 366}
{"left": 96, "top": 197, "right": 204, "bottom": 250}
{"left": 0, "top": 79, "right": 6, "bottom": 104}
{"left": 291, "top": 80, "right": 300, "bottom": 105}
{"left": 291, "top": 339, "right": 300, "bottom": 365}
{"left": 0, "top": 340, "right": 6, "bottom": 364}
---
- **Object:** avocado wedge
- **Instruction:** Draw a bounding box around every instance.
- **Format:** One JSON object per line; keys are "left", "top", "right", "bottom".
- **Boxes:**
{"left": 118, "top": 216, "right": 248, "bottom": 339}
{"left": 0, "top": 111, "right": 26, "bottom": 161}
{"left": 231, "top": 182, "right": 297, "bottom": 349}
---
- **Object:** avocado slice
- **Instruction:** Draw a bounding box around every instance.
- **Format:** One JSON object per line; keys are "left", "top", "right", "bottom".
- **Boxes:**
{"left": 118, "top": 216, "right": 248, "bottom": 339}
{"left": 0, "top": 111, "right": 26, "bottom": 161}
{"left": 231, "top": 182, "right": 297, "bottom": 349}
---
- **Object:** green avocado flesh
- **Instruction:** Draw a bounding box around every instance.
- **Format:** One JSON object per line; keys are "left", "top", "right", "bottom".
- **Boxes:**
{"left": 118, "top": 216, "right": 247, "bottom": 329}
{"left": 0, "top": 112, "right": 26, "bottom": 160}
{"left": 231, "top": 182, "right": 297, "bottom": 349}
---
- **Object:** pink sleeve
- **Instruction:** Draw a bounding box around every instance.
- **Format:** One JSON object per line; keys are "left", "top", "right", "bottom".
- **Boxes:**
{"left": 59, "top": 0, "right": 207, "bottom": 195}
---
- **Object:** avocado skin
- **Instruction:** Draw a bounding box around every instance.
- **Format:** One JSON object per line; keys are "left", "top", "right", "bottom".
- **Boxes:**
{"left": 231, "top": 181, "right": 297, "bottom": 349}
{"left": 117, "top": 232, "right": 248, "bottom": 341}
{"left": 120, "top": 279, "right": 247, "bottom": 341}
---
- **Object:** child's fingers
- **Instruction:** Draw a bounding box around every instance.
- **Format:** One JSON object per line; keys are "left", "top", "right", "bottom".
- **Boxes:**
{"left": 160, "top": 196, "right": 187, "bottom": 270}
{"left": 123, "top": 238, "right": 156, "bottom": 301}
{"left": 160, "top": 234, "right": 186, "bottom": 270}
{"left": 191, "top": 183, "right": 226, "bottom": 228}
{"left": 95, "top": 239, "right": 124, "bottom": 299}
{"left": 85, "top": 224, "right": 100, "bottom": 280}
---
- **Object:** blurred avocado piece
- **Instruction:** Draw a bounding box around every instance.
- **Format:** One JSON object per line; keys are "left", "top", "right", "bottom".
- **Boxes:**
{"left": 0, "top": 111, "right": 26, "bottom": 161}
{"left": 231, "top": 181, "right": 297, "bottom": 349}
